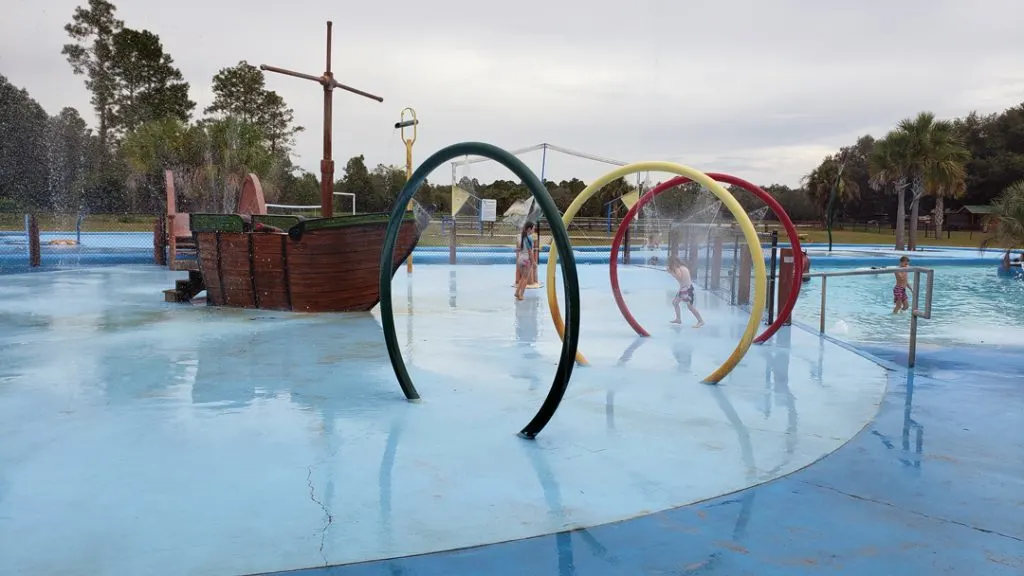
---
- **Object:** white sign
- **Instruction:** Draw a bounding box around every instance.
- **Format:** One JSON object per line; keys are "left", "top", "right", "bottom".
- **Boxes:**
{"left": 480, "top": 198, "right": 497, "bottom": 222}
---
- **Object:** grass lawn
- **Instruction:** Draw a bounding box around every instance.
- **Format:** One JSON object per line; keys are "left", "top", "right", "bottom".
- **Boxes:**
{"left": 795, "top": 229, "right": 993, "bottom": 248}
{"left": 0, "top": 213, "right": 157, "bottom": 233}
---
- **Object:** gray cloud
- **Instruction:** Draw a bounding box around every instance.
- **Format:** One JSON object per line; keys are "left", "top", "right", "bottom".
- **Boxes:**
{"left": 3, "top": 0, "right": 1022, "bottom": 190}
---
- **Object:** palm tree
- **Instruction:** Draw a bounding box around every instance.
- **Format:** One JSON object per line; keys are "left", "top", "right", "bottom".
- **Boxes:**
{"left": 121, "top": 116, "right": 287, "bottom": 213}
{"left": 120, "top": 116, "right": 203, "bottom": 212}
{"left": 203, "top": 116, "right": 282, "bottom": 212}
{"left": 868, "top": 133, "right": 910, "bottom": 250}
{"left": 927, "top": 156, "right": 968, "bottom": 239}
{"left": 982, "top": 180, "right": 1024, "bottom": 252}
{"left": 888, "top": 112, "right": 969, "bottom": 250}
{"left": 801, "top": 153, "right": 860, "bottom": 228}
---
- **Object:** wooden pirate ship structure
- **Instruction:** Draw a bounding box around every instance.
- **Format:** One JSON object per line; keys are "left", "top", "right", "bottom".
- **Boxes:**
{"left": 163, "top": 21, "right": 424, "bottom": 313}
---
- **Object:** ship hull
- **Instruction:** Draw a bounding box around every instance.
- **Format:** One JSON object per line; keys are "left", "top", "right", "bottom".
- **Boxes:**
{"left": 190, "top": 212, "right": 420, "bottom": 313}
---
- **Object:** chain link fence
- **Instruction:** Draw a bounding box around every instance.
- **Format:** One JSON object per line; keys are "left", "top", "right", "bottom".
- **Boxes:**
{"left": 3, "top": 209, "right": 797, "bottom": 330}
{"left": 0, "top": 212, "right": 160, "bottom": 273}
{"left": 2, "top": 209, "right": 786, "bottom": 298}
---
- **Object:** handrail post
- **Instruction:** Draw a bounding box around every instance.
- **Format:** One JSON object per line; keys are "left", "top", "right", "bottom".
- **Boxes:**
{"left": 923, "top": 269, "right": 934, "bottom": 319}
{"left": 766, "top": 230, "right": 778, "bottom": 325}
{"left": 909, "top": 271, "right": 921, "bottom": 367}
{"left": 804, "top": 266, "right": 933, "bottom": 368}
{"left": 819, "top": 276, "right": 827, "bottom": 334}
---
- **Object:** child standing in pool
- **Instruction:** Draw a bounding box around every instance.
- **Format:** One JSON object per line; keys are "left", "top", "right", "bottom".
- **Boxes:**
{"left": 893, "top": 256, "right": 912, "bottom": 314}
{"left": 514, "top": 222, "right": 536, "bottom": 300}
{"left": 668, "top": 256, "right": 704, "bottom": 327}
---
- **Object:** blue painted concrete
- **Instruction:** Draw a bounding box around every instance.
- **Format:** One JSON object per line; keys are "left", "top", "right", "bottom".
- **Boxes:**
{"left": 2, "top": 262, "right": 1022, "bottom": 575}
{"left": 0, "top": 264, "right": 888, "bottom": 575}
{"left": 266, "top": 347, "right": 1024, "bottom": 576}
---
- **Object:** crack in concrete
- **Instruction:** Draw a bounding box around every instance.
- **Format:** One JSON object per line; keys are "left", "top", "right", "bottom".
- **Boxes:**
{"left": 805, "top": 481, "right": 1024, "bottom": 543}
{"left": 307, "top": 465, "right": 334, "bottom": 566}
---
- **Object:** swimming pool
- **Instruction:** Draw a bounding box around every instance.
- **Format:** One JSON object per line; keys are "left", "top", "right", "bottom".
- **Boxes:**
{"left": 791, "top": 264, "right": 1024, "bottom": 348}
{"left": 2, "top": 228, "right": 1015, "bottom": 349}
{"left": 2, "top": 225, "right": 1015, "bottom": 346}
{"left": 0, "top": 228, "right": 1008, "bottom": 272}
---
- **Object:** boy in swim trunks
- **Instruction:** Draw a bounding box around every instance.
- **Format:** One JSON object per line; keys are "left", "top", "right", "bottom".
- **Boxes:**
{"left": 668, "top": 256, "right": 704, "bottom": 327}
{"left": 893, "top": 256, "right": 912, "bottom": 314}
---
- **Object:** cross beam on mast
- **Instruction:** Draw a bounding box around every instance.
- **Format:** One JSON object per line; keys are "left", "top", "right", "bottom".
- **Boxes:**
{"left": 260, "top": 21, "right": 383, "bottom": 218}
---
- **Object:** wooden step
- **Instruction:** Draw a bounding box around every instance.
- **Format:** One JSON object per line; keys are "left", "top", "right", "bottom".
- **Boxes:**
{"left": 169, "top": 256, "right": 200, "bottom": 272}
{"left": 163, "top": 288, "right": 188, "bottom": 303}
{"left": 166, "top": 270, "right": 206, "bottom": 303}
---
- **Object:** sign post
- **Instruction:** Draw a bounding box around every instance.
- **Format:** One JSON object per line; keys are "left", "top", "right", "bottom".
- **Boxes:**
{"left": 480, "top": 199, "right": 497, "bottom": 223}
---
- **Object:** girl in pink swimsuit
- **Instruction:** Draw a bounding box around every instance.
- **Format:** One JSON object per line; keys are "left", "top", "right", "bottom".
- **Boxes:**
{"left": 514, "top": 222, "right": 535, "bottom": 300}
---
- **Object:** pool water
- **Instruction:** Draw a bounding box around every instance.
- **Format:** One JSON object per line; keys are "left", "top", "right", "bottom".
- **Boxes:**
{"left": 791, "top": 264, "right": 1024, "bottom": 348}
{"left": 0, "top": 231, "right": 152, "bottom": 250}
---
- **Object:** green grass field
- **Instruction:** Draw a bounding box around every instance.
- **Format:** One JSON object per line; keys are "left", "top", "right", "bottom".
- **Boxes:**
{"left": 0, "top": 213, "right": 157, "bottom": 233}
{"left": 793, "top": 229, "right": 992, "bottom": 248}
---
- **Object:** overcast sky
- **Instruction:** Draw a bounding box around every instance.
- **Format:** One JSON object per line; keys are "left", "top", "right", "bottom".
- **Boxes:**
{"left": 3, "top": 0, "right": 1023, "bottom": 189}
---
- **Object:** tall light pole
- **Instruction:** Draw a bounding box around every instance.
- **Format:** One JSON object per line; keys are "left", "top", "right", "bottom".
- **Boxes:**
{"left": 395, "top": 107, "right": 419, "bottom": 272}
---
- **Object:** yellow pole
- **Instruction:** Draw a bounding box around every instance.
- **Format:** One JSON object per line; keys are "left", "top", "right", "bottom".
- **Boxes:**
{"left": 396, "top": 107, "right": 418, "bottom": 273}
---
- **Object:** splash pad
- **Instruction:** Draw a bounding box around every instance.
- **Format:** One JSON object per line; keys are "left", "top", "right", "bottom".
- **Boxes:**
{"left": 544, "top": 162, "right": 768, "bottom": 384}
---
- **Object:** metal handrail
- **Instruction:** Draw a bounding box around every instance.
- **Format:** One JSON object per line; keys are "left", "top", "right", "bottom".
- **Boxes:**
{"left": 803, "top": 266, "right": 934, "bottom": 367}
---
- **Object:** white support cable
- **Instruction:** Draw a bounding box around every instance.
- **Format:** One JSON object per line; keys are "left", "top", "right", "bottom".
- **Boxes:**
{"left": 448, "top": 142, "right": 630, "bottom": 169}
{"left": 451, "top": 143, "right": 547, "bottom": 167}
{"left": 543, "top": 144, "right": 629, "bottom": 167}
{"left": 448, "top": 143, "right": 636, "bottom": 218}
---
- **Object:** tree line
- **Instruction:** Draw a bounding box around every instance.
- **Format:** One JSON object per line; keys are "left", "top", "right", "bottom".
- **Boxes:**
{"left": 801, "top": 105, "right": 1024, "bottom": 250}
{"left": 0, "top": 0, "right": 833, "bottom": 221}
{"left": 1, "top": 0, "right": 1022, "bottom": 249}
{"left": 0, "top": 0, "right": 307, "bottom": 215}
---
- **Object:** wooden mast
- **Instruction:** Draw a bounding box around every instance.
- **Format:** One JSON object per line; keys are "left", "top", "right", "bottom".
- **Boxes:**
{"left": 260, "top": 21, "right": 383, "bottom": 218}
